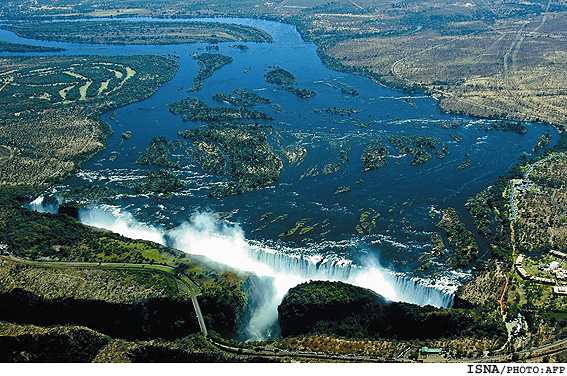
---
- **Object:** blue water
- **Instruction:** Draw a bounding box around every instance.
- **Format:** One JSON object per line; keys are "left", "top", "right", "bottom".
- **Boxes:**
{"left": 7, "top": 18, "right": 559, "bottom": 297}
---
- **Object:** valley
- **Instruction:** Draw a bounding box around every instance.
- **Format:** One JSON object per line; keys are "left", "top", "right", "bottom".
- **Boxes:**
{"left": 0, "top": 0, "right": 566, "bottom": 364}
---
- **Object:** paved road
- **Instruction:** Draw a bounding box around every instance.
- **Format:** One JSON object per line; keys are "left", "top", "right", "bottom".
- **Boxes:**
{"left": 456, "top": 337, "right": 567, "bottom": 363}
{"left": 5, "top": 255, "right": 567, "bottom": 362}
{"left": 509, "top": 152, "right": 564, "bottom": 221}
{"left": 0, "top": 255, "right": 208, "bottom": 337}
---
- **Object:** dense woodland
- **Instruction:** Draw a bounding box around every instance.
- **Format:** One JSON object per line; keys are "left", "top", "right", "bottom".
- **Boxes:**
{"left": 0, "top": 187, "right": 250, "bottom": 338}
{"left": 436, "top": 207, "right": 479, "bottom": 268}
{"left": 0, "top": 40, "right": 65, "bottom": 52}
{"left": 360, "top": 137, "right": 389, "bottom": 172}
{"left": 135, "top": 136, "right": 178, "bottom": 168}
{"left": 278, "top": 281, "right": 506, "bottom": 341}
{"left": 0, "top": 21, "right": 273, "bottom": 45}
{"left": 126, "top": 169, "right": 184, "bottom": 196}
{"left": 282, "top": 86, "right": 316, "bottom": 99}
{"left": 169, "top": 97, "right": 272, "bottom": 122}
{"left": 233, "top": 88, "right": 271, "bottom": 104}
{"left": 188, "top": 53, "right": 233, "bottom": 92}
{"left": 178, "top": 122, "right": 282, "bottom": 196}
{"left": 387, "top": 134, "right": 449, "bottom": 166}
{"left": 264, "top": 67, "right": 297, "bottom": 85}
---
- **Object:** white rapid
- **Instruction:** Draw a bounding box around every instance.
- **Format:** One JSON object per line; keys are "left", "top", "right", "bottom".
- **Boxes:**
{"left": 167, "top": 212, "right": 454, "bottom": 339}
{"left": 36, "top": 203, "right": 455, "bottom": 340}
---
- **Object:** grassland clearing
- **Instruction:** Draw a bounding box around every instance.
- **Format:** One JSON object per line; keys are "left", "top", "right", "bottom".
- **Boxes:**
{"left": 1, "top": 20, "right": 273, "bottom": 45}
{"left": 3, "top": 1, "right": 566, "bottom": 127}
{"left": 0, "top": 55, "right": 178, "bottom": 192}
{"left": 514, "top": 153, "right": 567, "bottom": 252}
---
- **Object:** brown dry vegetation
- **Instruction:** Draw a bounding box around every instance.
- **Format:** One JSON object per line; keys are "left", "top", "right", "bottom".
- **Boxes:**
{"left": 313, "top": 1, "right": 567, "bottom": 128}
{"left": 0, "top": 55, "right": 177, "bottom": 193}
{"left": 276, "top": 335, "right": 407, "bottom": 357}
{"left": 0, "top": 259, "right": 179, "bottom": 303}
{"left": 0, "top": 107, "right": 103, "bottom": 188}
{"left": 6, "top": 1, "right": 566, "bottom": 128}
{"left": 514, "top": 154, "right": 567, "bottom": 252}
{"left": 455, "top": 261, "right": 508, "bottom": 308}
{"left": 274, "top": 334, "right": 500, "bottom": 359}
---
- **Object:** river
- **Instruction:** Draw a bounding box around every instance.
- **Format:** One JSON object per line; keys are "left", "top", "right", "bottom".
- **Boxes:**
{"left": 3, "top": 17, "right": 559, "bottom": 339}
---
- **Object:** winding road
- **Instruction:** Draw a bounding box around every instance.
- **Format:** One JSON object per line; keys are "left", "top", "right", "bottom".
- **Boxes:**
{"left": 0, "top": 255, "right": 208, "bottom": 337}
{"left": 4, "top": 254, "right": 567, "bottom": 362}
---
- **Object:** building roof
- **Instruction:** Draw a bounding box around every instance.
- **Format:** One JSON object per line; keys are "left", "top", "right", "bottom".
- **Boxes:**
{"left": 421, "top": 347, "right": 442, "bottom": 354}
{"left": 553, "top": 286, "right": 567, "bottom": 295}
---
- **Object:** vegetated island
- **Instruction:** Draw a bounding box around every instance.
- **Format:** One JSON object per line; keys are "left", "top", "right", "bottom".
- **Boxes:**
{"left": 168, "top": 97, "right": 273, "bottom": 122}
{"left": 233, "top": 88, "right": 271, "bottom": 104}
{"left": 212, "top": 92, "right": 255, "bottom": 108}
{"left": 533, "top": 131, "right": 552, "bottom": 153}
{"left": 323, "top": 107, "right": 360, "bottom": 116}
{"left": 191, "top": 139, "right": 227, "bottom": 175}
{"left": 436, "top": 207, "right": 479, "bottom": 269}
{"left": 361, "top": 137, "right": 389, "bottom": 172}
{"left": 283, "top": 86, "right": 316, "bottom": 99}
{"left": 229, "top": 44, "right": 249, "bottom": 50}
{"left": 388, "top": 134, "right": 449, "bottom": 165}
{"left": 58, "top": 185, "right": 118, "bottom": 205}
{"left": 341, "top": 88, "right": 359, "bottom": 96}
{"left": 0, "top": 39, "right": 65, "bottom": 53}
{"left": 188, "top": 53, "right": 233, "bottom": 92}
{"left": 178, "top": 122, "right": 282, "bottom": 196}
{"left": 264, "top": 66, "right": 297, "bottom": 85}
{"left": 355, "top": 208, "right": 380, "bottom": 235}
{"left": 0, "top": 21, "right": 274, "bottom": 45}
{"left": 264, "top": 66, "right": 316, "bottom": 99}
{"left": 477, "top": 121, "right": 528, "bottom": 134}
{"left": 126, "top": 169, "right": 184, "bottom": 196}
{"left": 135, "top": 136, "right": 179, "bottom": 168}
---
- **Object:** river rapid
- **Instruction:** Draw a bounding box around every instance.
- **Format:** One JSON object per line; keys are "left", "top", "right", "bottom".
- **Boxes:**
{"left": 5, "top": 17, "right": 559, "bottom": 339}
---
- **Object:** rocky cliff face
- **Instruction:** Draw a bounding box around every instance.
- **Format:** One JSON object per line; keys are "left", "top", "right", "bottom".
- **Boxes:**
{"left": 278, "top": 280, "right": 506, "bottom": 341}
{"left": 0, "top": 321, "right": 110, "bottom": 362}
{"left": 0, "top": 321, "right": 279, "bottom": 363}
{"left": 0, "top": 288, "right": 200, "bottom": 340}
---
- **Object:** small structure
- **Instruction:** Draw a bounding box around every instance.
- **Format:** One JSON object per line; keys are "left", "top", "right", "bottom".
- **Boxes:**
{"left": 421, "top": 347, "right": 442, "bottom": 356}
{"left": 516, "top": 265, "right": 529, "bottom": 279}
{"left": 544, "top": 261, "right": 560, "bottom": 272}
{"left": 553, "top": 269, "right": 567, "bottom": 280}
{"left": 532, "top": 276, "right": 555, "bottom": 285}
{"left": 515, "top": 254, "right": 525, "bottom": 266}
{"left": 550, "top": 249, "right": 567, "bottom": 260}
{"left": 553, "top": 286, "right": 567, "bottom": 295}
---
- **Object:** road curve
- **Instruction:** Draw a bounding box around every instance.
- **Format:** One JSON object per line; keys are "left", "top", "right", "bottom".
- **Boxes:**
{"left": 0, "top": 255, "right": 208, "bottom": 337}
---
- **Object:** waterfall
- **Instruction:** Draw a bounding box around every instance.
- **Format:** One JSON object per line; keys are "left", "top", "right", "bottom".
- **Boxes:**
{"left": 386, "top": 272, "right": 454, "bottom": 307}
{"left": 246, "top": 243, "right": 454, "bottom": 308}
{"left": 27, "top": 203, "right": 456, "bottom": 338}
{"left": 247, "top": 246, "right": 354, "bottom": 281}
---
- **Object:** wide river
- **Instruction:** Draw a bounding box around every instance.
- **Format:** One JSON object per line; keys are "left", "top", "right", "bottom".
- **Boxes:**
{"left": 3, "top": 17, "right": 559, "bottom": 338}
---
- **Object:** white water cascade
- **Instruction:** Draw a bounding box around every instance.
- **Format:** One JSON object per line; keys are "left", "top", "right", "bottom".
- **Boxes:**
{"left": 31, "top": 203, "right": 455, "bottom": 339}
{"left": 165, "top": 212, "right": 454, "bottom": 338}
{"left": 245, "top": 242, "right": 454, "bottom": 308}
